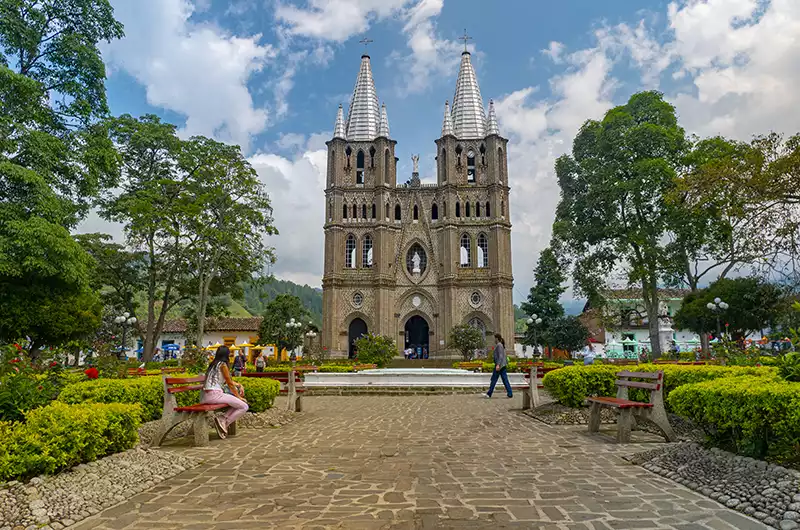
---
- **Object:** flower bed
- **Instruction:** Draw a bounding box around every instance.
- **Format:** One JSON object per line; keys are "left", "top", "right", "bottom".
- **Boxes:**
{"left": 541, "top": 364, "right": 777, "bottom": 408}
{"left": 57, "top": 376, "right": 280, "bottom": 421}
{"left": 0, "top": 402, "right": 142, "bottom": 481}
{"left": 668, "top": 376, "right": 800, "bottom": 463}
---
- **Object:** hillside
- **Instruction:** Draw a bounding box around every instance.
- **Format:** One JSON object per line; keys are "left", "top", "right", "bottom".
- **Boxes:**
{"left": 241, "top": 278, "right": 323, "bottom": 325}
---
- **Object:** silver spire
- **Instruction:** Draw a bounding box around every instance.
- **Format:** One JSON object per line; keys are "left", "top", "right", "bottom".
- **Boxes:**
{"left": 450, "top": 51, "right": 486, "bottom": 139}
{"left": 345, "top": 54, "right": 381, "bottom": 141}
{"left": 378, "top": 103, "right": 390, "bottom": 138}
{"left": 333, "top": 104, "right": 346, "bottom": 139}
{"left": 486, "top": 99, "right": 499, "bottom": 136}
{"left": 441, "top": 100, "right": 454, "bottom": 137}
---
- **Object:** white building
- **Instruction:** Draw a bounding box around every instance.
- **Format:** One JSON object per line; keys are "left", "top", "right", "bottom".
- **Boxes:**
{"left": 137, "top": 317, "right": 263, "bottom": 356}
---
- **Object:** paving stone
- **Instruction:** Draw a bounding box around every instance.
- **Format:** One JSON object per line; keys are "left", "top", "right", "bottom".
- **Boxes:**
{"left": 68, "top": 395, "right": 770, "bottom": 529}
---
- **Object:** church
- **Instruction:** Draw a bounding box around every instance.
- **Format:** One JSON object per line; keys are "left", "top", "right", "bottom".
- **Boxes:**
{"left": 321, "top": 47, "right": 514, "bottom": 358}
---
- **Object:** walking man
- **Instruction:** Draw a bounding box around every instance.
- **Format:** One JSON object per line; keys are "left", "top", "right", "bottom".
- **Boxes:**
{"left": 485, "top": 333, "right": 513, "bottom": 399}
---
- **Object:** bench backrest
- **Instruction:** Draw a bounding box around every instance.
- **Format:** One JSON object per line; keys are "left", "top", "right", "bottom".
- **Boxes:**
{"left": 161, "top": 367, "right": 186, "bottom": 373}
{"left": 260, "top": 372, "right": 302, "bottom": 383}
{"left": 353, "top": 364, "right": 377, "bottom": 371}
{"left": 164, "top": 375, "right": 206, "bottom": 394}
{"left": 614, "top": 370, "right": 663, "bottom": 402}
{"left": 457, "top": 361, "right": 483, "bottom": 371}
{"left": 294, "top": 365, "right": 318, "bottom": 372}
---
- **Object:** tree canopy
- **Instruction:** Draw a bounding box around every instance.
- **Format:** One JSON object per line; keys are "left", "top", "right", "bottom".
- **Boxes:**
{"left": 449, "top": 323, "right": 486, "bottom": 361}
{"left": 521, "top": 246, "right": 566, "bottom": 346}
{"left": 257, "top": 294, "right": 311, "bottom": 354}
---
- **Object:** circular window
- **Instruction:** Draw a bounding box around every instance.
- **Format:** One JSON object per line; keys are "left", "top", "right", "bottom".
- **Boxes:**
{"left": 406, "top": 244, "right": 427, "bottom": 275}
{"left": 470, "top": 291, "right": 482, "bottom": 307}
{"left": 467, "top": 149, "right": 475, "bottom": 158}
{"left": 352, "top": 292, "right": 363, "bottom": 307}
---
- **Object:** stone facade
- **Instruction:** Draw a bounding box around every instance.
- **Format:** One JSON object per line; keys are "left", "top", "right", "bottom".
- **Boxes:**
{"left": 321, "top": 52, "right": 514, "bottom": 357}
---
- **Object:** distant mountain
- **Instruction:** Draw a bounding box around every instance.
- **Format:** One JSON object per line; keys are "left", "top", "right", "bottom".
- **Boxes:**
{"left": 241, "top": 278, "right": 323, "bottom": 325}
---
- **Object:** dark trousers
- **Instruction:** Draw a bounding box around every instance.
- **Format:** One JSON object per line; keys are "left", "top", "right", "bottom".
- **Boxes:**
{"left": 488, "top": 367, "right": 512, "bottom": 397}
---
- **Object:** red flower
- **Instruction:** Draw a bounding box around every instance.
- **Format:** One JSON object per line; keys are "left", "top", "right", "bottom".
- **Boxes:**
{"left": 50, "top": 361, "right": 58, "bottom": 368}
{"left": 84, "top": 367, "right": 99, "bottom": 379}
{"left": 37, "top": 385, "right": 43, "bottom": 391}
{"left": 10, "top": 358, "right": 19, "bottom": 363}
{"left": 13, "top": 343, "right": 22, "bottom": 351}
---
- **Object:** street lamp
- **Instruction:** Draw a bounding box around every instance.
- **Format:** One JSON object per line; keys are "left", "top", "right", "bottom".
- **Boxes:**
{"left": 114, "top": 312, "right": 137, "bottom": 360}
{"left": 284, "top": 318, "right": 303, "bottom": 361}
{"left": 526, "top": 314, "right": 543, "bottom": 357}
{"left": 706, "top": 298, "right": 729, "bottom": 339}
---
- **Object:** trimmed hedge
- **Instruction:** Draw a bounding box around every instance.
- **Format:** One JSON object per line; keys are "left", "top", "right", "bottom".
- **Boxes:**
{"left": 542, "top": 364, "right": 777, "bottom": 408}
{"left": 668, "top": 376, "right": 800, "bottom": 463}
{"left": 0, "top": 402, "right": 142, "bottom": 481}
{"left": 58, "top": 376, "right": 280, "bottom": 421}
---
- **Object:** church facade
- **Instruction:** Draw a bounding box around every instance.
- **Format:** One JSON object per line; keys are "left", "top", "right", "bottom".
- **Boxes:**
{"left": 321, "top": 49, "right": 514, "bottom": 357}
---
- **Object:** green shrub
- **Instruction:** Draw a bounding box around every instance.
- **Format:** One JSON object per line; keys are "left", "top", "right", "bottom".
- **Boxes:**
{"left": 58, "top": 376, "right": 279, "bottom": 420}
{"left": 777, "top": 352, "right": 800, "bottom": 382}
{"left": 668, "top": 376, "right": 800, "bottom": 463}
{"left": 354, "top": 333, "right": 396, "bottom": 368}
{"left": 0, "top": 402, "right": 141, "bottom": 481}
{"left": 542, "top": 364, "right": 777, "bottom": 408}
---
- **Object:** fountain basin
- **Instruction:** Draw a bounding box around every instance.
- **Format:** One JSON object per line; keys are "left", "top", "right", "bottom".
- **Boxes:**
{"left": 304, "top": 367, "right": 527, "bottom": 388}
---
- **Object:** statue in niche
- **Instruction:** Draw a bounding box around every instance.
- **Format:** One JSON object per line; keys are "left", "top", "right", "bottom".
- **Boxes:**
{"left": 411, "top": 154, "right": 420, "bottom": 173}
{"left": 411, "top": 251, "right": 422, "bottom": 274}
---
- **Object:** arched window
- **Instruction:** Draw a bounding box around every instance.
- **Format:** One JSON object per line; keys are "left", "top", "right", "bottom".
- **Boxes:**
{"left": 369, "top": 146, "right": 375, "bottom": 168}
{"left": 328, "top": 149, "right": 335, "bottom": 184}
{"left": 441, "top": 148, "right": 447, "bottom": 181}
{"left": 413, "top": 204, "right": 419, "bottom": 220}
{"left": 385, "top": 202, "right": 390, "bottom": 219}
{"left": 431, "top": 203, "right": 438, "bottom": 220}
{"left": 476, "top": 202, "right": 481, "bottom": 217}
{"left": 343, "top": 203, "right": 348, "bottom": 219}
{"left": 443, "top": 202, "right": 447, "bottom": 217}
{"left": 362, "top": 204, "right": 367, "bottom": 219}
{"left": 345, "top": 234, "right": 356, "bottom": 268}
{"left": 498, "top": 147, "right": 503, "bottom": 182}
{"left": 345, "top": 146, "right": 352, "bottom": 167}
{"left": 328, "top": 199, "right": 332, "bottom": 220}
{"left": 467, "top": 148, "right": 476, "bottom": 183}
{"left": 460, "top": 234, "right": 471, "bottom": 267}
{"left": 356, "top": 150, "right": 365, "bottom": 184}
{"left": 477, "top": 233, "right": 488, "bottom": 268}
{"left": 371, "top": 203, "right": 376, "bottom": 219}
{"left": 468, "top": 317, "right": 485, "bottom": 335}
{"left": 352, "top": 204, "right": 357, "bottom": 219}
{"left": 465, "top": 201, "right": 471, "bottom": 218}
{"left": 455, "top": 202, "right": 461, "bottom": 217}
{"left": 480, "top": 143, "right": 486, "bottom": 165}
{"left": 395, "top": 204, "right": 401, "bottom": 221}
{"left": 362, "top": 235, "right": 373, "bottom": 268}
{"left": 384, "top": 149, "right": 390, "bottom": 183}
{"left": 455, "top": 144, "right": 462, "bottom": 166}
{"left": 486, "top": 201, "right": 491, "bottom": 217}
{"left": 501, "top": 200, "right": 505, "bottom": 216}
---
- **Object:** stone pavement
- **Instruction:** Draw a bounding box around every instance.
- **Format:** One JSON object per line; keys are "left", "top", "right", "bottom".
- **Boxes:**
{"left": 73, "top": 395, "right": 768, "bottom": 530}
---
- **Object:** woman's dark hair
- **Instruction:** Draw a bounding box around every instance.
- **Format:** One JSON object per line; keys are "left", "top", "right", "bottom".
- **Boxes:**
{"left": 205, "top": 345, "right": 231, "bottom": 378}
{"left": 494, "top": 333, "right": 505, "bottom": 347}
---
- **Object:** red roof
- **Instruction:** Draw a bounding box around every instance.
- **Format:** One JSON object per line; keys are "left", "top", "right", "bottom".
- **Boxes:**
{"left": 162, "top": 317, "right": 262, "bottom": 333}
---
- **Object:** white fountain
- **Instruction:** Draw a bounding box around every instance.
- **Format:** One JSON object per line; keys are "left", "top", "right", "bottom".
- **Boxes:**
{"left": 303, "top": 367, "right": 527, "bottom": 388}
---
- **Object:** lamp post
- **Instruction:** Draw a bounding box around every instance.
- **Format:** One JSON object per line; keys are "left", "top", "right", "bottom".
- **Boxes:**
{"left": 114, "top": 312, "right": 137, "bottom": 361}
{"left": 526, "top": 314, "right": 543, "bottom": 357}
{"left": 284, "top": 318, "right": 303, "bottom": 412}
{"left": 706, "top": 298, "right": 729, "bottom": 340}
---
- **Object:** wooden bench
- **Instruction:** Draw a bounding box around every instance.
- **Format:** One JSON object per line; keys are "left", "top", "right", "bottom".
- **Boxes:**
{"left": 654, "top": 360, "right": 704, "bottom": 365}
{"left": 352, "top": 363, "right": 377, "bottom": 371}
{"left": 605, "top": 359, "right": 638, "bottom": 366}
{"left": 160, "top": 366, "right": 186, "bottom": 374}
{"left": 586, "top": 370, "right": 676, "bottom": 443}
{"left": 242, "top": 371, "right": 304, "bottom": 412}
{"left": 151, "top": 375, "right": 237, "bottom": 447}
{"left": 126, "top": 367, "right": 145, "bottom": 377}
{"left": 457, "top": 361, "right": 484, "bottom": 372}
{"left": 520, "top": 365, "right": 560, "bottom": 409}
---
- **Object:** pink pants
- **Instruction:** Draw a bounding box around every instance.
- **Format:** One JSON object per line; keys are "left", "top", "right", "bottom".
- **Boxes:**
{"left": 202, "top": 389, "right": 248, "bottom": 426}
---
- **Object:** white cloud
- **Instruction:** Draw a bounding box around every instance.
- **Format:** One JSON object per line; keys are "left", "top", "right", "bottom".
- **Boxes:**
{"left": 248, "top": 136, "right": 328, "bottom": 287}
{"left": 104, "top": 0, "right": 274, "bottom": 150}
{"left": 542, "top": 41, "right": 565, "bottom": 64}
{"left": 275, "top": 0, "right": 410, "bottom": 42}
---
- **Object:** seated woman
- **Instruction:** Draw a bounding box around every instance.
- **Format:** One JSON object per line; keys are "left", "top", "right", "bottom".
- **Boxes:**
{"left": 202, "top": 346, "right": 248, "bottom": 439}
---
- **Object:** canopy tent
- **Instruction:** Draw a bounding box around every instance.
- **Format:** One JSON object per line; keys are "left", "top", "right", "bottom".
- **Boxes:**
{"left": 162, "top": 343, "right": 180, "bottom": 352}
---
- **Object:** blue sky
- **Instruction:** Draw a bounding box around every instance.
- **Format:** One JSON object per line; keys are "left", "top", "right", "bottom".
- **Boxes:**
{"left": 81, "top": 0, "right": 800, "bottom": 304}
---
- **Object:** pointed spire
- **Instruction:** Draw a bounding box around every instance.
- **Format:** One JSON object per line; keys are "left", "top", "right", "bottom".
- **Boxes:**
{"left": 345, "top": 54, "right": 381, "bottom": 141}
{"left": 441, "top": 100, "right": 454, "bottom": 137}
{"left": 486, "top": 99, "right": 499, "bottom": 136}
{"left": 333, "top": 104, "right": 346, "bottom": 139}
{"left": 450, "top": 51, "right": 486, "bottom": 139}
{"left": 378, "top": 103, "right": 390, "bottom": 138}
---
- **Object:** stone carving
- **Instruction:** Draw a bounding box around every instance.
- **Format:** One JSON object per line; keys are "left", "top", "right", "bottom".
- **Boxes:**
{"left": 411, "top": 154, "right": 420, "bottom": 173}
{"left": 411, "top": 252, "right": 421, "bottom": 273}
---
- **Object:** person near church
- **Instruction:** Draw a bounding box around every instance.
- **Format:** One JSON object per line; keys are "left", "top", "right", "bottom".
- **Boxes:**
{"left": 202, "top": 346, "right": 248, "bottom": 439}
{"left": 232, "top": 350, "right": 246, "bottom": 376}
{"left": 583, "top": 344, "right": 595, "bottom": 365}
{"left": 255, "top": 351, "right": 266, "bottom": 373}
{"left": 485, "top": 333, "right": 512, "bottom": 399}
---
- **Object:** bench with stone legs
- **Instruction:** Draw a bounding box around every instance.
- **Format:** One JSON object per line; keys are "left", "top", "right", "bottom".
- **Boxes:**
{"left": 242, "top": 371, "right": 304, "bottom": 411}
{"left": 520, "top": 364, "right": 560, "bottom": 409}
{"left": 586, "top": 370, "right": 677, "bottom": 443}
{"left": 151, "top": 375, "right": 237, "bottom": 447}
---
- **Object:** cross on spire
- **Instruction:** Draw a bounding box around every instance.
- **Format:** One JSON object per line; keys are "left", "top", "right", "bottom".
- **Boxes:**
{"left": 359, "top": 37, "right": 373, "bottom": 51}
{"left": 459, "top": 29, "right": 472, "bottom": 52}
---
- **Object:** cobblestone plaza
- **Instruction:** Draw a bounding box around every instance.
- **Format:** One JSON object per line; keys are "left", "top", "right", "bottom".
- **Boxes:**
{"left": 68, "top": 396, "right": 767, "bottom": 530}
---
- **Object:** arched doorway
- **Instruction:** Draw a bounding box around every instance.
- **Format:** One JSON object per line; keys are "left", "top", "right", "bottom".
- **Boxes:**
{"left": 348, "top": 318, "right": 367, "bottom": 359}
{"left": 404, "top": 315, "right": 430, "bottom": 357}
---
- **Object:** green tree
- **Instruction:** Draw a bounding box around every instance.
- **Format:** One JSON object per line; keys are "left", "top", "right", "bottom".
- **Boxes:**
{"left": 553, "top": 91, "right": 690, "bottom": 358}
{"left": 354, "top": 333, "right": 396, "bottom": 367}
{"left": 544, "top": 316, "right": 590, "bottom": 354}
{"left": 521, "top": 247, "right": 565, "bottom": 347}
{"left": 674, "top": 277, "right": 786, "bottom": 339}
{"left": 257, "top": 294, "right": 310, "bottom": 354}
{"left": 181, "top": 136, "right": 277, "bottom": 346}
{"left": 449, "top": 323, "right": 486, "bottom": 361}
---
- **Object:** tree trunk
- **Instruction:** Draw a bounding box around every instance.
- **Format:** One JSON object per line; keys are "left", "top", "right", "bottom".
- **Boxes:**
{"left": 642, "top": 281, "right": 662, "bottom": 360}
